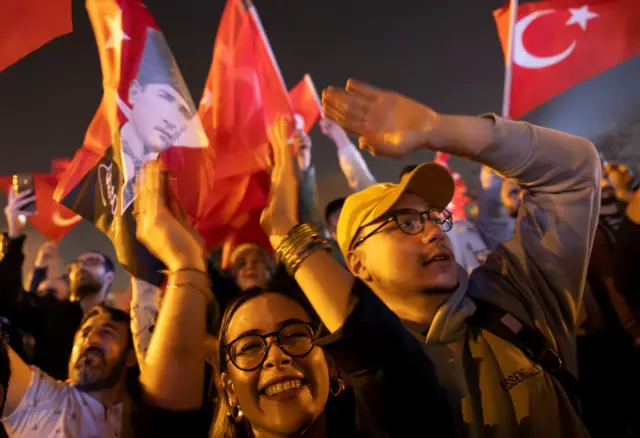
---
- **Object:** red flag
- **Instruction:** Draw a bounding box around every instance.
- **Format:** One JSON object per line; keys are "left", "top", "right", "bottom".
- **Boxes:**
{"left": 433, "top": 152, "right": 470, "bottom": 221}
{"left": 289, "top": 74, "right": 322, "bottom": 134}
{"left": 495, "top": 0, "right": 640, "bottom": 118}
{"left": 0, "top": 161, "right": 82, "bottom": 242}
{"left": 55, "top": 0, "right": 207, "bottom": 285}
{"left": 0, "top": 0, "right": 72, "bottom": 72}
{"left": 163, "top": 0, "right": 292, "bottom": 253}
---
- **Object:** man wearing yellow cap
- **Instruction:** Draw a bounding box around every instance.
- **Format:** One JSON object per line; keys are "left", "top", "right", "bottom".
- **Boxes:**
{"left": 262, "top": 80, "right": 599, "bottom": 437}
{"left": 319, "top": 80, "right": 600, "bottom": 436}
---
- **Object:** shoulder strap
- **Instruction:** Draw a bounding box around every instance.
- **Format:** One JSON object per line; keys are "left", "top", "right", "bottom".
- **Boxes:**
{"left": 467, "top": 299, "right": 582, "bottom": 414}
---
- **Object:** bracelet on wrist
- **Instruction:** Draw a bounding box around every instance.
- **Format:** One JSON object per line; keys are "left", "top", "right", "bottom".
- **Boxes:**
{"left": 276, "top": 223, "right": 332, "bottom": 276}
{"left": 166, "top": 268, "right": 214, "bottom": 302}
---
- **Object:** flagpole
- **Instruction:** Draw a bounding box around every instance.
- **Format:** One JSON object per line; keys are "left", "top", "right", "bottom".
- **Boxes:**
{"left": 501, "top": 0, "right": 519, "bottom": 118}
{"left": 304, "top": 73, "right": 323, "bottom": 116}
{"left": 246, "top": 4, "right": 290, "bottom": 102}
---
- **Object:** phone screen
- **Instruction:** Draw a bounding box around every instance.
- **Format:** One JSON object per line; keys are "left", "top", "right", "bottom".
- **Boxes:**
{"left": 12, "top": 174, "right": 36, "bottom": 213}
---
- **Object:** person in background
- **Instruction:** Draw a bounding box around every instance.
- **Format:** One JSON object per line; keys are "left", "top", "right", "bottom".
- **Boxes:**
{"left": 294, "top": 116, "right": 347, "bottom": 265}
{"left": 27, "top": 241, "right": 57, "bottom": 295}
{"left": 322, "top": 79, "right": 599, "bottom": 437}
{"left": 1, "top": 189, "right": 116, "bottom": 380}
{"left": 0, "top": 190, "right": 36, "bottom": 362}
{"left": 324, "top": 197, "right": 345, "bottom": 241}
{"left": 320, "top": 118, "right": 376, "bottom": 192}
{"left": 500, "top": 178, "right": 522, "bottom": 219}
{"left": 228, "top": 243, "right": 274, "bottom": 292}
{"left": 615, "top": 164, "right": 640, "bottom": 320}
{"left": 1, "top": 305, "right": 137, "bottom": 437}
{"left": 476, "top": 166, "right": 515, "bottom": 249}
{"left": 35, "top": 276, "right": 70, "bottom": 301}
{"left": 577, "top": 162, "right": 640, "bottom": 437}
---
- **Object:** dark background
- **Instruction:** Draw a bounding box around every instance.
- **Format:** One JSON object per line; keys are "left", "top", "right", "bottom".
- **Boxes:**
{"left": 1, "top": 0, "right": 639, "bottom": 290}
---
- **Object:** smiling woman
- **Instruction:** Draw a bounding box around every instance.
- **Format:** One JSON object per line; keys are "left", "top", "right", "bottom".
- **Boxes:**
{"left": 211, "top": 286, "right": 340, "bottom": 437}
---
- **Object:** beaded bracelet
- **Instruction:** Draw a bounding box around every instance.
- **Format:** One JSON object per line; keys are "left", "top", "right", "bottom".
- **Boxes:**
{"left": 276, "top": 223, "right": 332, "bottom": 276}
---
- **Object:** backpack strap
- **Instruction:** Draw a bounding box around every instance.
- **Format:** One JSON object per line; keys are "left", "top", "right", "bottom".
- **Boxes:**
{"left": 467, "top": 299, "right": 581, "bottom": 414}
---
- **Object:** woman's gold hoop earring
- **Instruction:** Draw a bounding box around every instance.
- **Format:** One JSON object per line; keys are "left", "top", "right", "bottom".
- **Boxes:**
{"left": 228, "top": 404, "right": 244, "bottom": 423}
{"left": 330, "top": 376, "right": 345, "bottom": 397}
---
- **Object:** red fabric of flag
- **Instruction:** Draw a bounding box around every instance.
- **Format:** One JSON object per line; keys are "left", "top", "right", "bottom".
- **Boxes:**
{"left": 433, "top": 152, "right": 470, "bottom": 221}
{"left": 0, "top": 0, "right": 73, "bottom": 72}
{"left": 162, "top": 0, "right": 292, "bottom": 255}
{"left": 494, "top": 0, "right": 640, "bottom": 118}
{"left": 290, "top": 74, "right": 322, "bottom": 134}
{"left": 0, "top": 160, "right": 82, "bottom": 242}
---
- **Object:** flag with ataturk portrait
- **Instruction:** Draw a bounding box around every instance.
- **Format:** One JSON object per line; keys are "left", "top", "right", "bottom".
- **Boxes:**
{"left": 55, "top": 0, "right": 207, "bottom": 285}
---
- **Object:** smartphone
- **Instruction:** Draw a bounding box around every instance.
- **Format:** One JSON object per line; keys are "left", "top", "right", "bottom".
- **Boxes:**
{"left": 12, "top": 174, "right": 36, "bottom": 213}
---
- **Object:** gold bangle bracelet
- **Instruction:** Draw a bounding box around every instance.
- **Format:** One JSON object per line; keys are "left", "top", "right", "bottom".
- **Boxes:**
{"left": 276, "top": 223, "right": 332, "bottom": 276}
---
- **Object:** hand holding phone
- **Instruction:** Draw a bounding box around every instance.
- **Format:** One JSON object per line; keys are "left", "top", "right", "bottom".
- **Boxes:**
{"left": 4, "top": 174, "right": 37, "bottom": 238}
{"left": 12, "top": 174, "right": 36, "bottom": 213}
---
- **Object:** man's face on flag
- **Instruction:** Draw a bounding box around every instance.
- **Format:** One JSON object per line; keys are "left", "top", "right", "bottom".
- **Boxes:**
{"left": 128, "top": 80, "right": 192, "bottom": 153}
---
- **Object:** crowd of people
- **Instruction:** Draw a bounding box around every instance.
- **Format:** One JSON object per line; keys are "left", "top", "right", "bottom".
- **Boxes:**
{"left": 1, "top": 79, "right": 640, "bottom": 437}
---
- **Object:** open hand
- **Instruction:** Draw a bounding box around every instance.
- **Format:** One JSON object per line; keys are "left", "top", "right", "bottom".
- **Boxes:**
{"left": 135, "top": 161, "right": 206, "bottom": 273}
{"left": 261, "top": 116, "right": 299, "bottom": 249}
{"left": 322, "top": 79, "right": 440, "bottom": 159}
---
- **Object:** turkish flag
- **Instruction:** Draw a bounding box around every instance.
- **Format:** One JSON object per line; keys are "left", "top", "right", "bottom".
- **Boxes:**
{"left": 433, "top": 152, "right": 470, "bottom": 221}
{"left": 0, "top": 161, "right": 82, "bottom": 242}
{"left": 55, "top": 0, "right": 207, "bottom": 285}
{"left": 0, "top": 0, "right": 72, "bottom": 72}
{"left": 494, "top": 0, "right": 640, "bottom": 118}
{"left": 162, "top": 0, "right": 292, "bottom": 255}
{"left": 289, "top": 74, "right": 322, "bottom": 134}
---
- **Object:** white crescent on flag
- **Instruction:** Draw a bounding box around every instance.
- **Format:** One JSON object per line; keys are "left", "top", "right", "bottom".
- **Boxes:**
{"left": 514, "top": 9, "right": 576, "bottom": 69}
{"left": 52, "top": 210, "right": 83, "bottom": 227}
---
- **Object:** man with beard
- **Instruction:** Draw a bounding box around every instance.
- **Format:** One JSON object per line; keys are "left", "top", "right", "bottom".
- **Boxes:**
{"left": 1, "top": 305, "right": 136, "bottom": 437}
{"left": 31, "top": 251, "right": 115, "bottom": 380}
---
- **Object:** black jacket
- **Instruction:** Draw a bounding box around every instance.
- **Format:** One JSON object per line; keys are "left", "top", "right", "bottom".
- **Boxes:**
{"left": 0, "top": 233, "right": 82, "bottom": 380}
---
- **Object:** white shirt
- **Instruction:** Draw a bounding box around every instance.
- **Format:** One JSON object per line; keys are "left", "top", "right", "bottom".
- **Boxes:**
{"left": 2, "top": 367, "right": 123, "bottom": 438}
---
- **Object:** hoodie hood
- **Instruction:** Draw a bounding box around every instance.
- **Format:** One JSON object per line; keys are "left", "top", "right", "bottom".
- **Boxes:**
{"left": 425, "top": 264, "right": 476, "bottom": 344}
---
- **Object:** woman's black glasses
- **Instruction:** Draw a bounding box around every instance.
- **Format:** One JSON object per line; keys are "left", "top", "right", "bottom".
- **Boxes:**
{"left": 224, "top": 321, "right": 319, "bottom": 371}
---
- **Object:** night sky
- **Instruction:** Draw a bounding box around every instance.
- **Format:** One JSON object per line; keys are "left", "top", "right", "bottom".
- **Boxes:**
{"left": 1, "top": 0, "right": 639, "bottom": 290}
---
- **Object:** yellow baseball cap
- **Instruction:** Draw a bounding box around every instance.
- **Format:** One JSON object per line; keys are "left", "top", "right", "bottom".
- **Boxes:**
{"left": 336, "top": 162, "right": 455, "bottom": 256}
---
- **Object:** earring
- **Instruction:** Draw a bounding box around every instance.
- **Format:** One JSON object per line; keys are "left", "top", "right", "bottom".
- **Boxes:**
{"left": 329, "top": 376, "right": 345, "bottom": 397}
{"left": 227, "top": 404, "right": 244, "bottom": 424}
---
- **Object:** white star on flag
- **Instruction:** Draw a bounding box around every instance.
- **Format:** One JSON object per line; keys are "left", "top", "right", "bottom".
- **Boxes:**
{"left": 566, "top": 5, "right": 599, "bottom": 31}
{"left": 104, "top": 12, "right": 131, "bottom": 49}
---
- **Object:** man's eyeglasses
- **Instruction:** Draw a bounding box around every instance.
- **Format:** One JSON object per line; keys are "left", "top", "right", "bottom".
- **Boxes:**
{"left": 224, "top": 322, "right": 319, "bottom": 372}
{"left": 68, "top": 256, "right": 105, "bottom": 269}
{"left": 351, "top": 208, "right": 453, "bottom": 251}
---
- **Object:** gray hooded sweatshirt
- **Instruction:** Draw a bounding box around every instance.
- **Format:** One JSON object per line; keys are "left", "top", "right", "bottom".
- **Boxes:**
{"left": 417, "top": 115, "right": 600, "bottom": 437}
